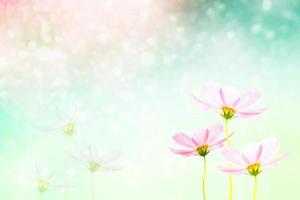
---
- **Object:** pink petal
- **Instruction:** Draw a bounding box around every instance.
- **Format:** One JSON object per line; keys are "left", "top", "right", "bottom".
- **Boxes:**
{"left": 219, "top": 88, "right": 227, "bottom": 105}
{"left": 260, "top": 137, "right": 280, "bottom": 162}
{"left": 242, "top": 143, "right": 261, "bottom": 163}
{"left": 219, "top": 85, "right": 241, "bottom": 107}
{"left": 202, "top": 81, "right": 223, "bottom": 105}
{"left": 173, "top": 133, "right": 195, "bottom": 148}
{"left": 206, "top": 123, "right": 223, "bottom": 144}
{"left": 192, "top": 95, "right": 220, "bottom": 110}
{"left": 210, "top": 133, "right": 233, "bottom": 147}
{"left": 236, "top": 91, "right": 262, "bottom": 109}
{"left": 236, "top": 108, "right": 266, "bottom": 118}
{"left": 262, "top": 152, "right": 289, "bottom": 168}
{"left": 241, "top": 153, "right": 251, "bottom": 164}
{"left": 192, "top": 128, "right": 207, "bottom": 146}
{"left": 256, "top": 145, "right": 263, "bottom": 162}
{"left": 203, "top": 129, "right": 209, "bottom": 144}
{"left": 219, "top": 166, "right": 247, "bottom": 175}
{"left": 231, "top": 97, "right": 240, "bottom": 107}
{"left": 221, "top": 149, "right": 247, "bottom": 165}
{"left": 170, "top": 148, "right": 196, "bottom": 157}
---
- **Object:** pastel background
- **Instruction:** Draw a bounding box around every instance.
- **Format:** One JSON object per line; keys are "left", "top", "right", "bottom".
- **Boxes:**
{"left": 0, "top": 0, "right": 299, "bottom": 199}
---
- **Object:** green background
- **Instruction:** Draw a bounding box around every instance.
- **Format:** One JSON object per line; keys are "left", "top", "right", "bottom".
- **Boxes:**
{"left": 0, "top": 0, "right": 299, "bottom": 199}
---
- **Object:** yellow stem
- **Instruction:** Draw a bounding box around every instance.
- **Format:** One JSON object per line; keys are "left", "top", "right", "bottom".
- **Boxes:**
{"left": 225, "top": 119, "right": 233, "bottom": 200}
{"left": 225, "top": 119, "right": 231, "bottom": 147}
{"left": 202, "top": 157, "right": 207, "bottom": 200}
{"left": 253, "top": 176, "right": 258, "bottom": 200}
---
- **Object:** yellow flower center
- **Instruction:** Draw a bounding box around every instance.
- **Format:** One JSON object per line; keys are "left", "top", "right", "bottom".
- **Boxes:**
{"left": 36, "top": 178, "right": 49, "bottom": 193}
{"left": 221, "top": 106, "right": 236, "bottom": 120}
{"left": 63, "top": 122, "right": 76, "bottom": 136}
{"left": 88, "top": 160, "right": 101, "bottom": 173}
{"left": 247, "top": 162, "right": 261, "bottom": 176}
{"left": 196, "top": 145, "right": 209, "bottom": 157}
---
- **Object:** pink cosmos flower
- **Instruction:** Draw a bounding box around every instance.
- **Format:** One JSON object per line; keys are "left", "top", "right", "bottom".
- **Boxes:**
{"left": 193, "top": 81, "right": 265, "bottom": 119}
{"left": 171, "top": 123, "right": 231, "bottom": 157}
{"left": 219, "top": 137, "right": 288, "bottom": 176}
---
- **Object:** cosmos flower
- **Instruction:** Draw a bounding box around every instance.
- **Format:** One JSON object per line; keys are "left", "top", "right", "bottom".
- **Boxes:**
{"left": 193, "top": 81, "right": 265, "bottom": 120}
{"left": 219, "top": 137, "right": 288, "bottom": 176}
{"left": 34, "top": 164, "right": 52, "bottom": 194}
{"left": 171, "top": 123, "right": 231, "bottom": 157}
{"left": 72, "top": 145, "right": 122, "bottom": 174}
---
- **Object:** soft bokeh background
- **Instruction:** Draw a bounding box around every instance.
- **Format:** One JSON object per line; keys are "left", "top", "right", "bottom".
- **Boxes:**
{"left": 0, "top": 0, "right": 299, "bottom": 199}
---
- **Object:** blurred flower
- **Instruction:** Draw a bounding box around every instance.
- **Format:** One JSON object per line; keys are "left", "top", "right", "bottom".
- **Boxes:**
{"left": 33, "top": 163, "right": 73, "bottom": 199}
{"left": 193, "top": 81, "right": 265, "bottom": 119}
{"left": 63, "top": 122, "right": 76, "bottom": 136}
{"left": 72, "top": 145, "right": 122, "bottom": 174}
{"left": 219, "top": 137, "right": 288, "bottom": 176}
{"left": 34, "top": 164, "right": 52, "bottom": 194}
{"left": 171, "top": 123, "right": 230, "bottom": 157}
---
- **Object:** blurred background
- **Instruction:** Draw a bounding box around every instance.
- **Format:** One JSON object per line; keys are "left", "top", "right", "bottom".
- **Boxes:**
{"left": 0, "top": 0, "right": 299, "bottom": 199}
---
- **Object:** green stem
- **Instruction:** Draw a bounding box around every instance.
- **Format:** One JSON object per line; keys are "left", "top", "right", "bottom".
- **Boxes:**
{"left": 253, "top": 176, "right": 258, "bottom": 200}
{"left": 202, "top": 157, "right": 207, "bottom": 200}
{"left": 90, "top": 173, "right": 95, "bottom": 200}
{"left": 225, "top": 119, "right": 233, "bottom": 200}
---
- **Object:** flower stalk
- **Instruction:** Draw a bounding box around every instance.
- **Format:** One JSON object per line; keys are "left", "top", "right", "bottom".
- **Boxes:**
{"left": 224, "top": 119, "right": 233, "bottom": 200}
{"left": 202, "top": 156, "right": 207, "bottom": 200}
{"left": 90, "top": 172, "right": 95, "bottom": 200}
{"left": 252, "top": 176, "right": 258, "bottom": 200}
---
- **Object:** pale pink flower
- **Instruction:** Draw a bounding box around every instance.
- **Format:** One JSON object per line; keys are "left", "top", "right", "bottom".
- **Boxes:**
{"left": 193, "top": 81, "right": 265, "bottom": 119}
{"left": 171, "top": 123, "right": 231, "bottom": 157}
{"left": 219, "top": 137, "right": 288, "bottom": 176}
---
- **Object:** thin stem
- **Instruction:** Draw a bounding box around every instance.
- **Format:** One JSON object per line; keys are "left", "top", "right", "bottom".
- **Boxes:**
{"left": 253, "top": 176, "right": 258, "bottom": 200}
{"left": 225, "top": 119, "right": 233, "bottom": 200}
{"left": 224, "top": 119, "right": 231, "bottom": 147}
{"left": 228, "top": 175, "right": 233, "bottom": 200}
{"left": 39, "top": 192, "right": 43, "bottom": 200}
{"left": 64, "top": 191, "right": 69, "bottom": 200}
{"left": 90, "top": 172, "right": 95, "bottom": 200}
{"left": 202, "top": 157, "right": 207, "bottom": 200}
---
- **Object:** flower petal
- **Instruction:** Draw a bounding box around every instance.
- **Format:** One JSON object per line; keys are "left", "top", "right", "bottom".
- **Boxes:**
{"left": 101, "top": 164, "right": 123, "bottom": 172}
{"left": 99, "top": 151, "right": 122, "bottom": 165}
{"left": 173, "top": 133, "right": 195, "bottom": 148}
{"left": 219, "top": 166, "right": 247, "bottom": 175}
{"left": 262, "top": 152, "right": 289, "bottom": 168}
{"left": 170, "top": 148, "right": 197, "bottom": 157}
{"left": 236, "top": 91, "right": 262, "bottom": 109}
{"left": 202, "top": 81, "right": 223, "bottom": 106}
{"left": 256, "top": 144, "right": 263, "bottom": 162}
{"left": 210, "top": 133, "right": 233, "bottom": 147}
{"left": 192, "top": 128, "right": 207, "bottom": 146}
{"left": 236, "top": 108, "right": 266, "bottom": 118}
{"left": 219, "top": 85, "right": 241, "bottom": 107}
{"left": 192, "top": 95, "right": 220, "bottom": 110}
{"left": 219, "top": 88, "right": 227, "bottom": 105}
{"left": 206, "top": 123, "right": 223, "bottom": 144}
{"left": 221, "top": 149, "right": 247, "bottom": 165}
{"left": 260, "top": 137, "right": 280, "bottom": 162}
{"left": 242, "top": 143, "right": 261, "bottom": 163}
